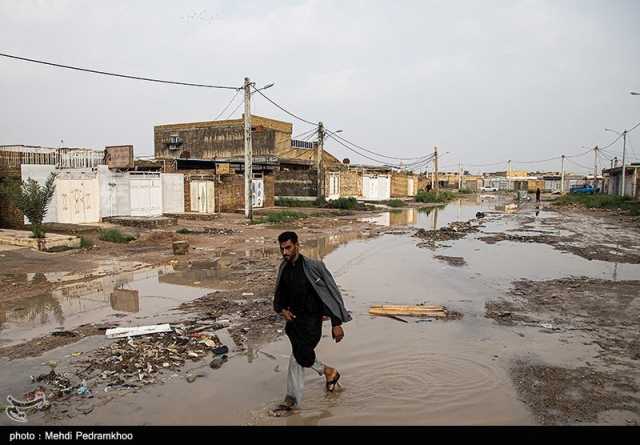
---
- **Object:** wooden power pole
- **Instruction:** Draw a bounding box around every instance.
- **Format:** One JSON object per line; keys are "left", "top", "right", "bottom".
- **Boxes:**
{"left": 243, "top": 77, "right": 253, "bottom": 220}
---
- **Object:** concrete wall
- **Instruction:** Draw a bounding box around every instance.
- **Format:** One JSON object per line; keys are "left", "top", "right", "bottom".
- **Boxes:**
{"left": 275, "top": 170, "right": 318, "bottom": 198}
{"left": 154, "top": 115, "right": 292, "bottom": 160}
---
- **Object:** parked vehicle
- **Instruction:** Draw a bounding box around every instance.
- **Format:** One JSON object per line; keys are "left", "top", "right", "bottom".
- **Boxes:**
{"left": 480, "top": 186, "right": 498, "bottom": 192}
{"left": 569, "top": 184, "right": 594, "bottom": 194}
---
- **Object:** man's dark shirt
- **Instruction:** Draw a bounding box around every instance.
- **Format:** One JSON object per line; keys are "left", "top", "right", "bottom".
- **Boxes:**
{"left": 276, "top": 255, "right": 341, "bottom": 327}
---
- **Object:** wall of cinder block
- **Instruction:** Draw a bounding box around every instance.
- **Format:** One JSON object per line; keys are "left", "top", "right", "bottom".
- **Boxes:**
{"left": 391, "top": 174, "right": 409, "bottom": 198}
{"left": 217, "top": 174, "right": 275, "bottom": 212}
{"left": 275, "top": 170, "right": 318, "bottom": 197}
{"left": 339, "top": 169, "right": 362, "bottom": 198}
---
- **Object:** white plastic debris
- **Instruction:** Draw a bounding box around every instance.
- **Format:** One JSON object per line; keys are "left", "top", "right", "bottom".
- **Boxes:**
{"left": 105, "top": 324, "right": 172, "bottom": 339}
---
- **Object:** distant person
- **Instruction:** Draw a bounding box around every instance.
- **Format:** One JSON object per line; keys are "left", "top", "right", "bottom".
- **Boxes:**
{"left": 535, "top": 188, "right": 541, "bottom": 204}
{"left": 271, "top": 231, "right": 350, "bottom": 415}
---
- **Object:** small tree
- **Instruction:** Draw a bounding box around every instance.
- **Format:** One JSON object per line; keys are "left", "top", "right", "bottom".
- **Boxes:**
{"left": 1, "top": 173, "right": 57, "bottom": 238}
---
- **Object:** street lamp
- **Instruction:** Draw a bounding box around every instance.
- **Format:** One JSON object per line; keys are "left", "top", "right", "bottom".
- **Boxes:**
{"left": 604, "top": 128, "right": 628, "bottom": 197}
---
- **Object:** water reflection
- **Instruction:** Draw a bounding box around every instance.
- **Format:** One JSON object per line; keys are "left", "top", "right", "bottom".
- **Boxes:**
{"left": 109, "top": 289, "right": 140, "bottom": 313}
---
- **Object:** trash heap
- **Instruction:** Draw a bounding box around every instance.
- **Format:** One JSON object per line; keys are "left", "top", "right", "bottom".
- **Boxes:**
{"left": 414, "top": 220, "right": 481, "bottom": 247}
{"left": 76, "top": 324, "right": 224, "bottom": 390}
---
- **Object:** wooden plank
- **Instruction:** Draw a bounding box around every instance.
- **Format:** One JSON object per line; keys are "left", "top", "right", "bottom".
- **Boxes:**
{"left": 370, "top": 304, "right": 446, "bottom": 311}
{"left": 369, "top": 307, "right": 448, "bottom": 318}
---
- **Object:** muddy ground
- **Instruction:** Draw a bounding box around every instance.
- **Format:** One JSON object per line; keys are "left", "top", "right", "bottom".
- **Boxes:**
{"left": 1, "top": 195, "right": 640, "bottom": 425}
{"left": 484, "top": 201, "right": 640, "bottom": 425}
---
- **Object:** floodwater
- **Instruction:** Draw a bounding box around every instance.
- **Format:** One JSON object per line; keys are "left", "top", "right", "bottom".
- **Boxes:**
{"left": 4, "top": 196, "right": 640, "bottom": 425}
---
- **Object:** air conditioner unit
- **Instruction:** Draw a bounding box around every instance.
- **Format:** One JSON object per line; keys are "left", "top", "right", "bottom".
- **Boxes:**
{"left": 168, "top": 134, "right": 183, "bottom": 149}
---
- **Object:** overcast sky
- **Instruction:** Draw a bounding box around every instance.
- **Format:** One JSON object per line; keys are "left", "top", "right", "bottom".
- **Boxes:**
{"left": 1, "top": 0, "right": 639, "bottom": 174}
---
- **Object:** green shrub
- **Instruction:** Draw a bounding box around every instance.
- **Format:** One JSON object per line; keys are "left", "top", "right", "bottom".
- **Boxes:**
{"left": 253, "top": 210, "right": 307, "bottom": 224}
{"left": 0, "top": 173, "right": 57, "bottom": 239}
{"left": 385, "top": 199, "right": 406, "bottom": 208}
{"left": 326, "top": 197, "right": 358, "bottom": 210}
{"left": 458, "top": 188, "right": 474, "bottom": 194}
{"left": 554, "top": 193, "right": 640, "bottom": 215}
{"left": 415, "top": 190, "right": 456, "bottom": 203}
{"left": 275, "top": 197, "right": 320, "bottom": 208}
{"left": 98, "top": 228, "right": 136, "bottom": 243}
{"left": 80, "top": 236, "right": 94, "bottom": 248}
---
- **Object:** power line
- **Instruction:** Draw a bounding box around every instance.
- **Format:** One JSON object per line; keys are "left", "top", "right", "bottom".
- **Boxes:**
{"left": 326, "top": 133, "right": 408, "bottom": 168}
{"left": 0, "top": 51, "right": 240, "bottom": 90}
{"left": 565, "top": 157, "right": 591, "bottom": 170}
{"left": 213, "top": 89, "right": 241, "bottom": 120}
{"left": 225, "top": 98, "right": 244, "bottom": 120}
{"left": 292, "top": 127, "right": 317, "bottom": 139}
{"left": 327, "top": 131, "right": 427, "bottom": 161}
{"left": 251, "top": 87, "right": 318, "bottom": 126}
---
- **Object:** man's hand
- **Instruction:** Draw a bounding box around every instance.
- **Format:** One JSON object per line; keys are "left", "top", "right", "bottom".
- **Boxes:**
{"left": 281, "top": 309, "right": 296, "bottom": 321}
{"left": 332, "top": 325, "right": 344, "bottom": 343}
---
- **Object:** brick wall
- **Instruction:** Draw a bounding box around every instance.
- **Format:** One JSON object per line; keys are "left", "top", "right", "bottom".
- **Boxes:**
{"left": 216, "top": 174, "right": 275, "bottom": 211}
{"left": 391, "top": 173, "right": 409, "bottom": 197}
{"left": 275, "top": 170, "right": 318, "bottom": 197}
{"left": 340, "top": 169, "right": 362, "bottom": 198}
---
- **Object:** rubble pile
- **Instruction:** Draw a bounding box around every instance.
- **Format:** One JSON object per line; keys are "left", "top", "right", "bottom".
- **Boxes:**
{"left": 414, "top": 220, "right": 481, "bottom": 248}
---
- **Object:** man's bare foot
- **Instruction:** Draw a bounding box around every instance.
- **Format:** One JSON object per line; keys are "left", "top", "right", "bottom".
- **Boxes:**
{"left": 324, "top": 367, "right": 341, "bottom": 391}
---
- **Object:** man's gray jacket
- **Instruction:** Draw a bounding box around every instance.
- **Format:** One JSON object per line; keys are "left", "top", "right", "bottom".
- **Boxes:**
{"left": 274, "top": 255, "right": 352, "bottom": 324}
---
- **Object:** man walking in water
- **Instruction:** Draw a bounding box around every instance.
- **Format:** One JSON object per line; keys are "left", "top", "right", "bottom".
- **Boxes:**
{"left": 272, "top": 231, "right": 351, "bottom": 415}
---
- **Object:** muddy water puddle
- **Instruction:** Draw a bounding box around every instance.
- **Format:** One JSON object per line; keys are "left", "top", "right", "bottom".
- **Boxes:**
{"left": 0, "top": 263, "right": 233, "bottom": 347}
{"left": 6, "top": 198, "right": 638, "bottom": 425}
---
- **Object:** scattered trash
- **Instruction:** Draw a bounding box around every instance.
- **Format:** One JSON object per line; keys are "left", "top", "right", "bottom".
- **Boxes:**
{"left": 540, "top": 323, "right": 553, "bottom": 329}
{"left": 242, "top": 292, "right": 254, "bottom": 297}
{"left": 415, "top": 319, "right": 433, "bottom": 323}
{"left": 185, "top": 373, "right": 206, "bottom": 384}
{"left": 209, "top": 355, "right": 228, "bottom": 369}
{"left": 51, "top": 331, "right": 78, "bottom": 338}
{"left": 476, "top": 212, "right": 486, "bottom": 218}
{"left": 77, "top": 381, "right": 91, "bottom": 397}
{"left": 71, "top": 352, "right": 83, "bottom": 357}
{"left": 274, "top": 365, "right": 280, "bottom": 373}
{"left": 172, "top": 240, "right": 189, "bottom": 255}
{"left": 105, "top": 324, "right": 172, "bottom": 339}
{"left": 212, "top": 345, "right": 229, "bottom": 355}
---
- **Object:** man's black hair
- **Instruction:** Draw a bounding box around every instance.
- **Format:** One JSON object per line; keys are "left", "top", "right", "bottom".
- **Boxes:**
{"left": 278, "top": 231, "right": 298, "bottom": 244}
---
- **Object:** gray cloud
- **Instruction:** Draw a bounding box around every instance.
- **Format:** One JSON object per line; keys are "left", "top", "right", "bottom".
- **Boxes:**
{"left": 1, "top": 0, "right": 639, "bottom": 173}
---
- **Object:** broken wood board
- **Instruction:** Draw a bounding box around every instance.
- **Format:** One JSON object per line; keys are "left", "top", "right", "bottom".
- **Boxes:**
{"left": 106, "top": 324, "right": 172, "bottom": 339}
{"left": 369, "top": 305, "right": 448, "bottom": 318}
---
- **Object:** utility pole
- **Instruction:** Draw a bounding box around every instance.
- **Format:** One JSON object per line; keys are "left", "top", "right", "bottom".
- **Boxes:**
{"left": 507, "top": 159, "right": 512, "bottom": 178}
{"left": 593, "top": 145, "right": 599, "bottom": 190}
{"left": 458, "top": 161, "right": 463, "bottom": 191}
{"left": 620, "top": 130, "right": 627, "bottom": 197}
{"left": 316, "top": 122, "right": 324, "bottom": 199}
{"left": 243, "top": 77, "right": 253, "bottom": 220}
{"left": 560, "top": 155, "right": 566, "bottom": 194}
{"left": 433, "top": 146, "right": 439, "bottom": 194}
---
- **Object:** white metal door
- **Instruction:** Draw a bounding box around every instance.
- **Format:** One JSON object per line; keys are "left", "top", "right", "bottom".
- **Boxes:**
{"left": 190, "top": 180, "right": 215, "bottom": 213}
{"left": 56, "top": 178, "right": 100, "bottom": 224}
{"left": 328, "top": 173, "right": 340, "bottom": 200}
{"left": 130, "top": 176, "right": 162, "bottom": 216}
{"left": 407, "top": 177, "right": 416, "bottom": 196}
{"left": 161, "top": 173, "right": 185, "bottom": 214}
{"left": 251, "top": 179, "right": 264, "bottom": 208}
